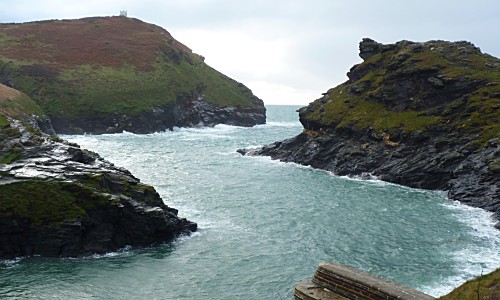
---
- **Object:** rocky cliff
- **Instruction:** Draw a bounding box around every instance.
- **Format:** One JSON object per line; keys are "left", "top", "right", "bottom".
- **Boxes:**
{"left": 0, "top": 16, "right": 265, "bottom": 134}
{"left": 239, "top": 39, "right": 500, "bottom": 227}
{"left": 0, "top": 83, "right": 196, "bottom": 258}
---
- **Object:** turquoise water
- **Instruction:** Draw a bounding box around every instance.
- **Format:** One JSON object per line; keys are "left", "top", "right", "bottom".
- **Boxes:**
{"left": 1, "top": 105, "right": 499, "bottom": 299}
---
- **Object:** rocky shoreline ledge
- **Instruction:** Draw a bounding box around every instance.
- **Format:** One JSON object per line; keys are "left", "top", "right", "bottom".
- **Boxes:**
{"left": 49, "top": 91, "right": 266, "bottom": 134}
{"left": 0, "top": 84, "right": 196, "bottom": 258}
{"left": 0, "top": 16, "right": 267, "bottom": 258}
{"left": 239, "top": 38, "right": 500, "bottom": 228}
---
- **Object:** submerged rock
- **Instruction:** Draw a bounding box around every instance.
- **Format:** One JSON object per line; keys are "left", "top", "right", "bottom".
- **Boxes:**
{"left": 239, "top": 39, "right": 500, "bottom": 227}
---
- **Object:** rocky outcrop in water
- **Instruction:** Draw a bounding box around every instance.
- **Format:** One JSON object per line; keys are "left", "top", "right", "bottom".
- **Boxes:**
{"left": 239, "top": 39, "right": 500, "bottom": 227}
{"left": 173, "top": 92, "right": 266, "bottom": 128}
{"left": 50, "top": 91, "right": 265, "bottom": 134}
{"left": 0, "top": 84, "right": 196, "bottom": 258}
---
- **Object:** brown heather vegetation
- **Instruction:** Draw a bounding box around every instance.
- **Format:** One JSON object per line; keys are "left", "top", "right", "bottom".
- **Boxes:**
{"left": 0, "top": 16, "right": 190, "bottom": 71}
{"left": 0, "top": 83, "right": 22, "bottom": 101}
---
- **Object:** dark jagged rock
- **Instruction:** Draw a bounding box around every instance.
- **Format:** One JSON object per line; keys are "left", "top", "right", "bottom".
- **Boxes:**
{"left": 0, "top": 84, "right": 196, "bottom": 258}
{"left": 0, "top": 119, "right": 197, "bottom": 258}
{"left": 173, "top": 93, "right": 266, "bottom": 128}
{"left": 50, "top": 91, "right": 265, "bottom": 134}
{"left": 239, "top": 39, "right": 500, "bottom": 227}
{"left": 359, "top": 38, "right": 383, "bottom": 60}
{"left": 0, "top": 16, "right": 266, "bottom": 134}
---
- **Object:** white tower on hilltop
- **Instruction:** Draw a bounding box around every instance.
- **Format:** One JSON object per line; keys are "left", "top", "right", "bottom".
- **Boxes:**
{"left": 120, "top": 10, "right": 127, "bottom": 17}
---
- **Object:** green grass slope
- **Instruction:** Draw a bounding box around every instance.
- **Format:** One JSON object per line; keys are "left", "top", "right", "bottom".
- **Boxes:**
{"left": 0, "top": 82, "right": 45, "bottom": 120}
{"left": 301, "top": 39, "right": 499, "bottom": 147}
{"left": 439, "top": 268, "right": 500, "bottom": 300}
{"left": 0, "top": 16, "right": 261, "bottom": 126}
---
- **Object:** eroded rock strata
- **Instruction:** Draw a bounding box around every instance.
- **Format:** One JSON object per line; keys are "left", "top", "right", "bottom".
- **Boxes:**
{"left": 49, "top": 91, "right": 265, "bottom": 134}
{"left": 239, "top": 39, "right": 500, "bottom": 227}
{"left": 0, "top": 84, "right": 196, "bottom": 258}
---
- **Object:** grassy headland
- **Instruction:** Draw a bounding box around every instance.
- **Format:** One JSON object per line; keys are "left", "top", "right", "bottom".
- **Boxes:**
{"left": 301, "top": 39, "right": 499, "bottom": 147}
{"left": 0, "top": 16, "right": 262, "bottom": 132}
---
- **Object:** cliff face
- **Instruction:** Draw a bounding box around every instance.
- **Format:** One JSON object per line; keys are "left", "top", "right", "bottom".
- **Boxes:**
{"left": 0, "top": 16, "right": 265, "bottom": 134}
{"left": 239, "top": 39, "right": 500, "bottom": 227}
{"left": 0, "top": 84, "right": 196, "bottom": 258}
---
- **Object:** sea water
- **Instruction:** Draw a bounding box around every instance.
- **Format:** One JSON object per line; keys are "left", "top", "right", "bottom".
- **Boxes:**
{"left": 1, "top": 105, "right": 499, "bottom": 299}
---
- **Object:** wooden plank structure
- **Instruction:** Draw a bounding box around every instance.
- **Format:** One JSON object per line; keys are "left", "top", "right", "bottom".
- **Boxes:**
{"left": 294, "top": 262, "right": 435, "bottom": 300}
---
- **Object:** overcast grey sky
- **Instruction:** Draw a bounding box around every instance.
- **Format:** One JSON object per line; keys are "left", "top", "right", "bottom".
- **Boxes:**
{"left": 1, "top": 0, "right": 499, "bottom": 104}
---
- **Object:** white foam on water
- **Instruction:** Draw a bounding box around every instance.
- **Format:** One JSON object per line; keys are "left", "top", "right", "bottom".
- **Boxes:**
{"left": 246, "top": 154, "right": 440, "bottom": 196}
{"left": 60, "top": 134, "right": 100, "bottom": 144}
{"left": 420, "top": 201, "right": 500, "bottom": 297}
{"left": 173, "top": 231, "right": 202, "bottom": 246}
{"left": 61, "top": 232, "right": 203, "bottom": 261}
{"left": 245, "top": 153, "right": 499, "bottom": 298}
{"left": 173, "top": 124, "right": 241, "bottom": 134}
{"left": 163, "top": 124, "right": 242, "bottom": 141}
{"left": 245, "top": 154, "right": 389, "bottom": 184}
{"left": 43, "top": 110, "right": 500, "bottom": 299}
{"left": 0, "top": 257, "right": 24, "bottom": 268}
{"left": 245, "top": 156, "right": 326, "bottom": 178}
{"left": 119, "top": 130, "right": 137, "bottom": 136}
{"left": 256, "top": 121, "right": 301, "bottom": 128}
{"left": 64, "top": 125, "right": 240, "bottom": 142}
{"left": 235, "top": 144, "right": 266, "bottom": 151}
{"left": 78, "top": 245, "right": 134, "bottom": 260}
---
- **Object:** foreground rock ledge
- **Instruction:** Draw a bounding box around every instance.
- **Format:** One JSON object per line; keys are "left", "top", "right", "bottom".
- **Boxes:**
{"left": 0, "top": 118, "right": 196, "bottom": 258}
{"left": 295, "top": 262, "right": 434, "bottom": 300}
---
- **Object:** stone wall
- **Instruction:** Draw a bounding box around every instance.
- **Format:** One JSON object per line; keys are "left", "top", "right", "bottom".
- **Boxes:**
{"left": 294, "top": 262, "right": 434, "bottom": 300}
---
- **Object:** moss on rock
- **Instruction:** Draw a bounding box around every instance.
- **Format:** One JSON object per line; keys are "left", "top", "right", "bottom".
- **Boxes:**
{"left": 0, "top": 115, "right": 9, "bottom": 127}
{"left": 300, "top": 39, "right": 499, "bottom": 147}
{"left": 0, "top": 180, "right": 113, "bottom": 228}
{"left": 439, "top": 268, "right": 500, "bottom": 300}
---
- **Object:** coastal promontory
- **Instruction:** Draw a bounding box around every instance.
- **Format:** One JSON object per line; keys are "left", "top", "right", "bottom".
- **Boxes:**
{"left": 239, "top": 38, "right": 499, "bottom": 226}
{"left": 0, "top": 83, "right": 196, "bottom": 258}
{"left": 0, "top": 16, "right": 265, "bottom": 134}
